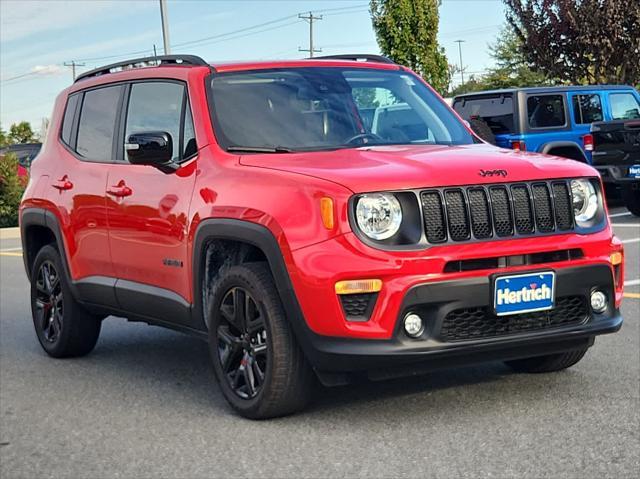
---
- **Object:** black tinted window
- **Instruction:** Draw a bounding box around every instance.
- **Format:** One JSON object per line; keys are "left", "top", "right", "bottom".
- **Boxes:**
{"left": 125, "top": 82, "right": 184, "bottom": 161}
{"left": 527, "top": 94, "right": 566, "bottom": 128}
{"left": 572, "top": 94, "right": 603, "bottom": 124}
{"left": 183, "top": 100, "right": 197, "bottom": 159}
{"left": 452, "top": 95, "right": 514, "bottom": 134}
{"left": 76, "top": 86, "right": 122, "bottom": 161}
{"left": 61, "top": 93, "right": 80, "bottom": 146}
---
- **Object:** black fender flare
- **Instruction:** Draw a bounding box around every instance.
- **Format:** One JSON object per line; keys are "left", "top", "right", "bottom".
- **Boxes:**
{"left": 539, "top": 141, "right": 587, "bottom": 161}
{"left": 20, "top": 208, "right": 74, "bottom": 290}
{"left": 192, "top": 218, "right": 312, "bottom": 340}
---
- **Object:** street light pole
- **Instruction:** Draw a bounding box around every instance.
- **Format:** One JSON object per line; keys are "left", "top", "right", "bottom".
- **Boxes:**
{"left": 455, "top": 40, "right": 465, "bottom": 88}
{"left": 159, "top": 0, "right": 171, "bottom": 55}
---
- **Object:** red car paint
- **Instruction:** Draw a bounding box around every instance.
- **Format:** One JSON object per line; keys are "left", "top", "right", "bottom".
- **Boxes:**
{"left": 20, "top": 59, "right": 624, "bottom": 344}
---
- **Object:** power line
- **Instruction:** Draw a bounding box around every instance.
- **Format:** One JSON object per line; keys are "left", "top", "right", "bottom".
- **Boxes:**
{"left": 63, "top": 61, "right": 86, "bottom": 81}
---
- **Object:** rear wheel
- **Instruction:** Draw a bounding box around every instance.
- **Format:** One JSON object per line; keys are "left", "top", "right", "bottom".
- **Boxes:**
{"left": 30, "top": 245, "right": 101, "bottom": 358}
{"left": 505, "top": 347, "right": 589, "bottom": 373}
{"left": 208, "top": 263, "right": 314, "bottom": 419}
{"left": 621, "top": 183, "right": 640, "bottom": 216}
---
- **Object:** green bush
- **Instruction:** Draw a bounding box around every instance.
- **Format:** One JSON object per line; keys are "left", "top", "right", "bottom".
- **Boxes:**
{"left": 0, "top": 152, "right": 26, "bottom": 228}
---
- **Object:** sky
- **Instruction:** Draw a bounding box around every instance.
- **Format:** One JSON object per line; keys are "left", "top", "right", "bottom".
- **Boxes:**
{"left": 0, "top": 0, "right": 505, "bottom": 132}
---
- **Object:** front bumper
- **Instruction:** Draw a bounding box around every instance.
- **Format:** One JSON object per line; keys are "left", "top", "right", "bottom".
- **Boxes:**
{"left": 296, "top": 264, "right": 622, "bottom": 375}
{"left": 285, "top": 232, "right": 624, "bottom": 375}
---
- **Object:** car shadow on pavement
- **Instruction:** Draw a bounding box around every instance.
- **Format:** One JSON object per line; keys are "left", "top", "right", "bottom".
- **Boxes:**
{"left": 79, "top": 317, "right": 548, "bottom": 420}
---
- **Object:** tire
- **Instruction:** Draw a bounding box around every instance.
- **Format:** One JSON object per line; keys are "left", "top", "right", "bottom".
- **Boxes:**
{"left": 468, "top": 118, "right": 496, "bottom": 145}
{"left": 30, "top": 245, "right": 101, "bottom": 358}
{"left": 207, "top": 263, "right": 314, "bottom": 419}
{"left": 505, "top": 347, "right": 589, "bottom": 373}
{"left": 621, "top": 183, "right": 640, "bottom": 217}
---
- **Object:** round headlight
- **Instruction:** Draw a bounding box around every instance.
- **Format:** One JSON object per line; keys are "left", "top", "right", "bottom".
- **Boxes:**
{"left": 570, "top": 179, "right": 598, "bottom": 224}
{"left": 355, "top": 193, "right": 402, "bottom": 240}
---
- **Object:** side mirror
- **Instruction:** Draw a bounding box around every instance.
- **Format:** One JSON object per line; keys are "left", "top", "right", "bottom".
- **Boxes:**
{"left": 125, "top": 132, "right": 178, "bottom": 173}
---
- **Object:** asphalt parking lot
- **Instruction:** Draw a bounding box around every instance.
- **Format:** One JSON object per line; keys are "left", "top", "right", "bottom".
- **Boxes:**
{"left": 1, "top": 206, "right": 638, "bottom": 479}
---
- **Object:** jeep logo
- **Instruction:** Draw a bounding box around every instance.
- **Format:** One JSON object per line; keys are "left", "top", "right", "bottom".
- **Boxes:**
{"left": 479, "top": 169, "right": 508, "bottom": 177}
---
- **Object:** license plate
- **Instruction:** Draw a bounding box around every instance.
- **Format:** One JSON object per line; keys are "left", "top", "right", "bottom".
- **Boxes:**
{"left": 494, "top": 271, "right": 555, "bottom": 316}
{"left": 628, "top": 165, "right": 640, "bottom": 178}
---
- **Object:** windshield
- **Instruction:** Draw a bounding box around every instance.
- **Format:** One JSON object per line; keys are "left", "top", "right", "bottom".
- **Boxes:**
{"left": 209, "top": 67, "right": 476, "bottom": 152}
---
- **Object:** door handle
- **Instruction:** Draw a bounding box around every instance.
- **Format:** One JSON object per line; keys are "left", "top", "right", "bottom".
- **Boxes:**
{"left": 107, "top": 180, "right": 132, "bottom": 198}
{"left": 52, "top": 175, "right": 73, "bottom": 191}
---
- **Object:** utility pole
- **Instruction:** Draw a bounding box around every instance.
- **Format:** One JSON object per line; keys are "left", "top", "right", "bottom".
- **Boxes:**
{"left": 159, "top": 0, "right": 171, "bottom": 55}
{"left": 455, "top": 40, "right": 465, "bottom": 88}
{"left": 63, "top": 61, "right": 85, "bottom": 81}
{"left": 298, "top": 11, "right": 322, "bottom": 57}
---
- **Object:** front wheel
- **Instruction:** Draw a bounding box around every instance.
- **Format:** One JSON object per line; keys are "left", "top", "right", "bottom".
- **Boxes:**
{"left": 505, "top": 347, "right": 589, "bottom": 373}
{"left": 621, "top": 183, "right": 640, "bottom": 216}
{"left": 208, "top": 263, "right": 314, "bottom": 419}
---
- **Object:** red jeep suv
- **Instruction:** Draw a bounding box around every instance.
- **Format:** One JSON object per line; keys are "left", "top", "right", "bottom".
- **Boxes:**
{"left": 20, "top": 55, "right": 624, "bottom": 418}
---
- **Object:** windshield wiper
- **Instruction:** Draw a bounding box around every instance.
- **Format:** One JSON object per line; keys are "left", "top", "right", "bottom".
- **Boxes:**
{"left": 226, "top": 146, "right": 294, "bottom": 153}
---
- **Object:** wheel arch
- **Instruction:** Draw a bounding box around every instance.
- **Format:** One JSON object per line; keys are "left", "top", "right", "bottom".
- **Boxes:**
{"left": 20, "top": 209, "right": 68, "bottom": 281}
{"left": 540, "top": 141, "right": 587, "bottom": 162}
{"left": 192, "top": 219, "right": 309, "bottom": 342}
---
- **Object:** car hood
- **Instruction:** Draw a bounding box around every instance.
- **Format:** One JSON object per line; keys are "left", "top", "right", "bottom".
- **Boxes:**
{"left": 239, "top": 144, "right": 597, "bottom": 193}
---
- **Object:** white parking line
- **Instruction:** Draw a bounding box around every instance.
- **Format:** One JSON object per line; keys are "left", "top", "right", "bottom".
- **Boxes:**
{"left": 622, "top": 238, "right": 640, "bottom": 244}
{"left": 0, "top": 247, "right": 22, "bottom": 252}
{"left": 610, "top": 212, "right": 632, "bottom": 218}
{"left": 625, "top": 279, "right": 640, "bottom": 287}
{"left": 612, "top": 224, "right": 640, "bottom": 228}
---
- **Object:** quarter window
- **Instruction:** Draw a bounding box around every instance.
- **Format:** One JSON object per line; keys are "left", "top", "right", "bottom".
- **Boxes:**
{"left": 610, "top": 93, "right": 640, "bottom": 120}
{"left": 572, "top": 94, "right": 603, "bottom": 124}
{"left": 76, "top": 86, "right": 123, "bottom": 161}
{"left": 527, "top": 95, "right": 566, "bottom": 128}
{"left": 125, "top": 82, "right": 185, "bottom": 162}
{"left": 61, "top": 93, "right": 80, "bottom": 146}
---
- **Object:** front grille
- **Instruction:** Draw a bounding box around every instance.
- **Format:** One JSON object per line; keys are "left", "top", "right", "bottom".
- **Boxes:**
{"left": 440, "top": 296, "right": 588, "bottom": 341}
{"left": 420, "top": 180, "right": 575, "bottom": 244}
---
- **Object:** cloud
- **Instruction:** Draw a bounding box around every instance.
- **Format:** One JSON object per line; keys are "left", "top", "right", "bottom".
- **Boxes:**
{"left": 31, "top": 64, "right": 64, "bottom": 76}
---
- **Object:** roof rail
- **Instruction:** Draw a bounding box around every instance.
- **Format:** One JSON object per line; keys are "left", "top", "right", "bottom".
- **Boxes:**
{"left": 310, "top": 54, "right": 396, "bottom": 64}
{"left": 74, "top": 54, "right": 209, "bottom": 83}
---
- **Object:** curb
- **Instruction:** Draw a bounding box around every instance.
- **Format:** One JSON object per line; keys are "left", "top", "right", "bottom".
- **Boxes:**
{"left": 0, "top": 227, "right": 21, "bottom": 240}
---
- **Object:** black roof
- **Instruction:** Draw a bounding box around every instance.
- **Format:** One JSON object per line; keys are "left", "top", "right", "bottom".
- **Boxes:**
{"left": 453, "top": 84, "right": 636, "bottom": 99}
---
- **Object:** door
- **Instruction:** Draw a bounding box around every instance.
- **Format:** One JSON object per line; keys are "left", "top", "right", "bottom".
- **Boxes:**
{"left": 50, "top": 85, "right": 123, "bottom": 296}
{"left": 106, "top": 81, "right": 198, "bottom": 323}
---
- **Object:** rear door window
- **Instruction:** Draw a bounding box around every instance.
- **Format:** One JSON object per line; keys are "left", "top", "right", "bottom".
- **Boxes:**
{"left": 609, "top": 93, "right": 640, "bottom": 120}
{"left": 572, "top": 94, "right": 603, "bottom": 124}
{"left": 452, "top": 95, "right": 514, "bottom": 134}
{"left": 76, "top": 85, "right": 123, "bottom": 162}
{"left": 527, "top": 94, "right": 566, "bottom": 128}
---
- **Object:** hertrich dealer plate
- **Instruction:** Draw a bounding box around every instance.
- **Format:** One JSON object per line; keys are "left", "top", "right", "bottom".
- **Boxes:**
{"left": 494, "top": 271, "right": 556, "bottom": 316}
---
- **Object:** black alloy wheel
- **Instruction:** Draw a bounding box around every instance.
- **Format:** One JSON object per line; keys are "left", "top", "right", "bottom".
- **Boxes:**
{"left": 217, "top": 287, "right": 269, "bottom": 399}
{"left": 34, "top": 260, "right": 64, "bottom": 343}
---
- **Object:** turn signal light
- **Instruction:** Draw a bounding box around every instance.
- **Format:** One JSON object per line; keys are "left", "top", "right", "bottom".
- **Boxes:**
{"left": 320, "top": 197, "right": 335, "bottom": 230}
{"left": 511, "top": 140, "right": 526, "bottom": 151}
{"left": 610, "top": 252, "right": 623, "bottom": 266}
{"left": 583, "top": 134, "right": 594, "bottom": 152}
{"left": 335, "top": 279, "right": 382, "bottom": 295}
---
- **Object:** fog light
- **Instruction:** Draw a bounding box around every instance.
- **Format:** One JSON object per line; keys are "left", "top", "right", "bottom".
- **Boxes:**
{"left": 590, "top": 291, "right": 607, "bottom": 313}
{"left": 403, "top": 313, "right": 424, "bottom": 338}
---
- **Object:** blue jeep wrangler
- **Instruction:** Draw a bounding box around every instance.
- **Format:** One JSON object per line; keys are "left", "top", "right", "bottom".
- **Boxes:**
{"left": 452, "top": 85, "right": 640, "bottom": 164}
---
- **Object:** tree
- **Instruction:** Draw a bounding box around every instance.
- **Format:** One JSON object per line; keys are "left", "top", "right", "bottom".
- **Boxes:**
{"left": 8, "top": 121, "right": 37, "bottom": 144}
{"left": 0, "top": 153, "right": 26, "bottom": 227}
{"left": 370, "top": 0, "right": 451, "bottom": 94}
{"left": 504, "top": 0, "right": 640, "bottom": 85}
{"left": 0, "top": 125, "right": 8, "bottom": 148}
